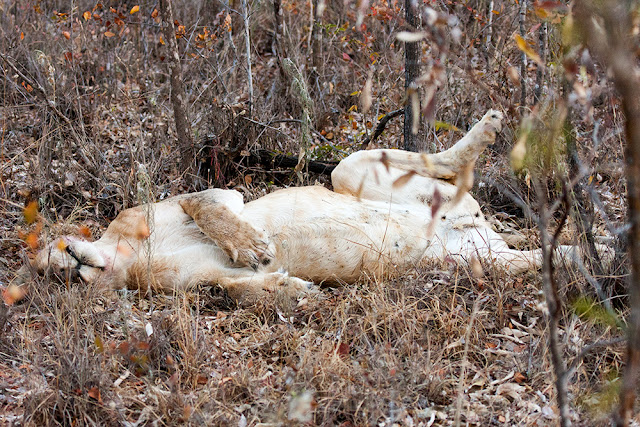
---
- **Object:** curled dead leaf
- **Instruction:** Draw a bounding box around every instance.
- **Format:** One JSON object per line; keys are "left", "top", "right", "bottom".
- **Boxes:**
{"left": 507, "top": 66, "right": 521, "bottom": 86}
{"left": 87, "top": 386, "right": 102, "bottom": 404}
{"left": 470, "top": 256, "right": 483, "bottom": 278}
{"left": 453, "top": 161, "right": 474, "bottom": 205}
{"left": 380, "top": 151, "right": 390, "bottom": 172}
{"left": 514, "top": 34, "right": 543, "bottom": 66}
{"left": 392, "top": 171, "right": 417, "bottom": 189}
{"left": 361, "top": 75, "right": 372, "bottom": 113}
{"left": 511, "top": 133, "right": 527, "bottom": 171}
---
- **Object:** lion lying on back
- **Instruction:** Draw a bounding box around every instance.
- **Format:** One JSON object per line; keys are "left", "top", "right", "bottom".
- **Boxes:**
{"left": 19, "top": 110, "right": 609, "bottom": 304}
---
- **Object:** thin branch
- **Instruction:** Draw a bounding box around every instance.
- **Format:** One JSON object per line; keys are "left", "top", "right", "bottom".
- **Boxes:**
{"left": 538, "top": 181, "right": 570, "bottom": 427}
{"left": 565, "top": 337, "right": 626, "bottom": 381}
{"left": 359, "top": 109, "right": 404, "bottom": 150}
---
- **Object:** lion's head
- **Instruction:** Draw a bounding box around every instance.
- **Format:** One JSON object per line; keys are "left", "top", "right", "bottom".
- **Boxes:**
{"left": 20, "top": 236, "right": 107, "bottom": 284}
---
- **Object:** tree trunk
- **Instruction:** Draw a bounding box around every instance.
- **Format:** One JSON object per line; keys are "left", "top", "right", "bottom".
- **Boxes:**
{"left": 575, "top": 1, "right": 640, "bottom": 424}
{"left": 241, "top": 0, "right": 253, "bottom": 116}
{"left": 403, "top": 0, "right": 421, "bottom": 152}
{"left": 159, "top": 0, "right": 195, "bottom": 182}
{"left": 534, "top": 22, "right": 547, "bottom": 104}
{"left": 309, "top": 0, "right": 323, "bottom": 94}
{"left": 518, "top": 0, "right": 527, "bottom": 106}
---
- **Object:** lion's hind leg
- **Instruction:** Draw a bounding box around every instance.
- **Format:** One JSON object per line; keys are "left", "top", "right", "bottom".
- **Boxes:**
{"left": 212, "top": 271, "right": 315, "bottom": 305}
{"left": 179, "top": 191, "right": 274, "bottom": 269}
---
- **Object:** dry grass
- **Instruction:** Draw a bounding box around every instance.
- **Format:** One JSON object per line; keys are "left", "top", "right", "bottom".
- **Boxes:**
{"left": 0, "top": 0, "right": 631, "bottom": 425}
{"left": 0, "top": 259, "right": 626, "bottom": 425}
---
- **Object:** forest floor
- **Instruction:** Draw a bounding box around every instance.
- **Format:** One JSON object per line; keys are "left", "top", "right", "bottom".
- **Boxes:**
{"left": 0, "top": 0, "right": 632, "bottom": 425}
{"left": 0, "top": 102, "right": 628, "bottom": 426}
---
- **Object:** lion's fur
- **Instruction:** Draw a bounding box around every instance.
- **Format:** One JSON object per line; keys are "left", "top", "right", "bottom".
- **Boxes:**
{"left": 21, "top": 110, "right": 612, "bottom": 304}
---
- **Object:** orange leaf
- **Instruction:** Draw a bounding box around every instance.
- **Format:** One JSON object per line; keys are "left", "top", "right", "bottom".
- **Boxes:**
{"left": 183, "top": 405, "right": 193, "bottom": 419}
{"left": 514, "top": 34, "right": 542, "bottom": 65}
{"left": 159, "top": 35, "right": 165, "bottom": 45}
{"left": 56, "top": 239, "right": 68, "bottom": 251}
{"left": 62, "top": 31, "right": 71, "bottom": 39}
{"left": 2, "top": 285, "right": 26, "bottom": 306}
{"left": 25, "top": 233, "right": 39, "bottom": 250}
{"left": 78, "top": 225, "right": 92, "bottom": 239}
{"left": 135, "top": 220, "right": 150, "bottom": 240}
{"left": 151, "top": 9, "right": 159, "bottom": 18}
{"left": 23, "top": 201, "right": 38, "bottom": 225}
{"left": 87, "top": 386, "right": 102, "bottom": 403}
{"left": 130, "top": 5, "right": 140, "bottom": 14}
{"left": 83, "top": 11, "right": 91, "bottom": 20}
{"left": 514, "top": 372, "right": 527, "bottom": 383}
{"left": 104, "top": 31, "right": 115, "bottom": 37}
{"left": 20, "top": 31, "right": 24, "bottom": 40}
{"left": 392, "top": 171, "right": 417, "bottom": 189}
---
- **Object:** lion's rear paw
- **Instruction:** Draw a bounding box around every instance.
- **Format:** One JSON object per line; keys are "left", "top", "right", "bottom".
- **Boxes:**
{"left": 283, "top": 276, "right": 317, "bottom": 294}
{"left": 481, "top": 109, "right": 503, "bottom": 134}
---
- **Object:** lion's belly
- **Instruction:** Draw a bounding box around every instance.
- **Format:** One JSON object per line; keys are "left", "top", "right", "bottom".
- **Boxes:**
{"left": 244, "top": 187, "right": 433, "bottom": 283}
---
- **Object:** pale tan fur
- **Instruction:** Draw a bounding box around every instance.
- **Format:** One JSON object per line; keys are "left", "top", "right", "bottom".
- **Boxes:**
{"left": 20, "top": 110, "right": 612, "bottom": 304}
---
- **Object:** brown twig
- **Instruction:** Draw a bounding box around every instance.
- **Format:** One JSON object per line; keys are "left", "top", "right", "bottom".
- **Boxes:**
{"left": 359, "top": 109, "right": 404, "bottom": 150}
{"left": 538, "top": 181, "right": 570, "bottom": 427}
{"left": 0, "top": 53, "right": 72, "bottom": 127}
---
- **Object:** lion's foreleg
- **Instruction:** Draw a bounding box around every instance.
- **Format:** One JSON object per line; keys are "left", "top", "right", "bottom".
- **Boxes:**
{"left": 179, "top": 195, "right": 273, "bottom": 269}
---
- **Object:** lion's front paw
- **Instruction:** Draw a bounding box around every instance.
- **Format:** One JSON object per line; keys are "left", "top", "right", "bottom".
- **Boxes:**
{"left": 231, "top": 230, "right": 274, "bottom": 270}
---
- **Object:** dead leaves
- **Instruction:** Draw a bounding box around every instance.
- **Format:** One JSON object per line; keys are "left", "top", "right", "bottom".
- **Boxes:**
{"left": 2, "top": 284, "right": 26, "bottom": 306}
{"left": 453, "top": 161, "right": 474, "bottom": 206}
{"left": 514, "top": 34, "right": 543, "bottom": 66}
{"left": 392, "top": 171, "right": 417, "bottom": 189}
{"left": 23, "top": 201, "right": 38, "bottom": 225}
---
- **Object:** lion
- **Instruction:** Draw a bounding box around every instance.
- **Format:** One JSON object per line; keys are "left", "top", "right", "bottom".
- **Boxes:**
{"left": 18, "top": 110, "right": 609, "bottom": 304}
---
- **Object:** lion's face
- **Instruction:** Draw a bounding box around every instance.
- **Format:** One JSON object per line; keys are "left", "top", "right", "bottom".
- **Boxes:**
{"left": 29, "top": 236, "right": 107, "bottom": 283}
